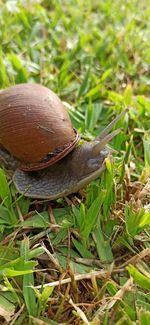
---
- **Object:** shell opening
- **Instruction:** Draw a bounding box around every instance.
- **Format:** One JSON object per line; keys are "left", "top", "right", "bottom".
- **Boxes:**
{"left": 21, "top": 128, "right": 79, "bottom": 171}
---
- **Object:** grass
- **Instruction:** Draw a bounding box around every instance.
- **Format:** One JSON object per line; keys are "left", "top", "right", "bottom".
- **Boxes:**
{"left": 0, "top": 0, "right": 150, "bottom": 324}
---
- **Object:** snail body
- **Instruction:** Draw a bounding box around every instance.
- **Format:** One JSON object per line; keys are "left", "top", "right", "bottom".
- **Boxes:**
{"left": 14, "top": 145, "right": 109, "bottom": 199}
{"left": 0, "top": 83, "right": 127, "bottom": 199}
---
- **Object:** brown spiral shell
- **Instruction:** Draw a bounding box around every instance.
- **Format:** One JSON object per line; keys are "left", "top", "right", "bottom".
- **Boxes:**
{"left": 0, "top": 83, "right": 79, "bottom": 171}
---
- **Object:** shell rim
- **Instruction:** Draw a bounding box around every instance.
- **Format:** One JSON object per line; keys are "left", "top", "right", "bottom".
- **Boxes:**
{"left": 21, "top": 128, "right": 79, "bottom": 171}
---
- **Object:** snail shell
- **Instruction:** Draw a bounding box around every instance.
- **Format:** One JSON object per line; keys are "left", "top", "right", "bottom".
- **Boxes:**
{"left": 0, "top": 84, "right": 79, "bottom": 171}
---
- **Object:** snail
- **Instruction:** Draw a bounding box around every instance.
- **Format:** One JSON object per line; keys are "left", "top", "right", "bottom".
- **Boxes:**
{"left": 0, "top": 83, "right": 127, "bottom": 200}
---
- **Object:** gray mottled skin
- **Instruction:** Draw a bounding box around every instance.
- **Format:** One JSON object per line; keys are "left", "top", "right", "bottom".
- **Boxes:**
{"left": 13, "top": 143, "right": 109, "bottom": 199}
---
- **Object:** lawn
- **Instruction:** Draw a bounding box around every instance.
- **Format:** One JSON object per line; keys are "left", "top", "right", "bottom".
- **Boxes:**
{"left": 0, "top": 0, "right": 150, "bottom": 324}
